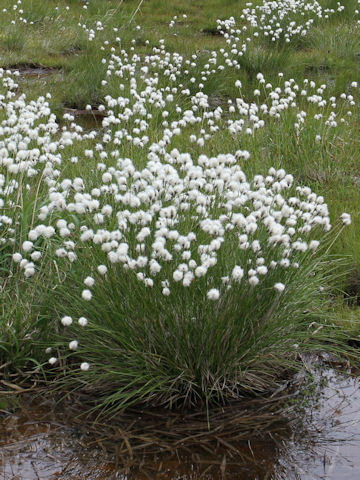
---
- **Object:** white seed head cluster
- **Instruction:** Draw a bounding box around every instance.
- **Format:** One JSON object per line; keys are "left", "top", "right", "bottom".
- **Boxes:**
{"left": 217, "top": 0, "right": 346, "bottom": 52}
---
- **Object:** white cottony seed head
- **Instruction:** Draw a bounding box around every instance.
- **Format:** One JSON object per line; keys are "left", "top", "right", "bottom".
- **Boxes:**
{"left": 78, "top": 317, "right": 88, "bottom": 327}
{"left": 274, "top": 283, "right": 285, "bottom": 293}
{"left": 61, "top": 316, "right": 73, "bottom": 326}
{"left": 82, "top": 289, "right": 92, "bottom": 301}
{"left": 69, "top": 340, "right": 79, "bottom": 350}
{"left": 207, "top": 288, "right": 220, "bottom": 301}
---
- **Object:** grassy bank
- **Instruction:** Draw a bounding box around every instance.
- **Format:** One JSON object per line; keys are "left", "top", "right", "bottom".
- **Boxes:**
{"left": 0, "top": 0, "right": 360, "bottom": 414}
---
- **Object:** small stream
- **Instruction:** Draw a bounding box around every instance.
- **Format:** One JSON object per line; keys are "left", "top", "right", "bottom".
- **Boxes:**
{"left": 0, "top": 367, "right": 359, "bottom": 479}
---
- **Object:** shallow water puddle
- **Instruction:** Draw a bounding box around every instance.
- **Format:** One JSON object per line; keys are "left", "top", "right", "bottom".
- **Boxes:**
{"left": 0, "top": 368, "right": 359, "bottom": 479}
{"left": 0, "top": 395, "right": 119, "bottom": 479}
{"left": 7, "top": 64, "right": 62, "bottom": 83}
{"left": 63, "top": 107, "right": 107, "bottom": 129}
{"left": 285, "top": 368, "right": 360, "bottom": 480}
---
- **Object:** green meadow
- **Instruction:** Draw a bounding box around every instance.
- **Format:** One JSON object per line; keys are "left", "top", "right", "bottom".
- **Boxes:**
{"left": 0, "top": 0, "right": 360, "bottom": 415}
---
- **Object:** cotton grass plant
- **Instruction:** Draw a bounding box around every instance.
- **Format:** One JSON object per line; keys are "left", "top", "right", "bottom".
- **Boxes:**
{"left": 36, "top": 152, "right": 352, "bottom": 412}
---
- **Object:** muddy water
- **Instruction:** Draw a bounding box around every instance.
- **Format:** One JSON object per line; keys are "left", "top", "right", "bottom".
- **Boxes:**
{"left": 284, "top": 368, "right": 360, "bottom": 480}
{"left": 63, "top": 107, "right": 107, "bottom": 130}
{"left": 0, "top": 399, "right": 117, "bottom": 479}
{"left": 8, "top": 64, "right": 63, "bottom": 85}
{"left": 0, "top": 368, "right": 359, "bottom": 480}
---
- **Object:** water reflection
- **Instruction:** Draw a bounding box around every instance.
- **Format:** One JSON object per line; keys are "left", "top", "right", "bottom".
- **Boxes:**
{"left": 284, "top": 368, "right": 360, "bottom": 480}
{"left": 0, "top": 368, "right": 359, "bottom": 479}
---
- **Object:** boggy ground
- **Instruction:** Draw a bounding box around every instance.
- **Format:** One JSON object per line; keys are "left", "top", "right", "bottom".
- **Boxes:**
{"left": 1, "top": 362, "right": 360, "bottom": 480}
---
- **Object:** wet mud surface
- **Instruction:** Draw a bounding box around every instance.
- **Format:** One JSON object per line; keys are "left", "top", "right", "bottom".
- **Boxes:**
{"left": 7, "top": 64, "right": 62, "bottom": 81}
{"left": 63, "top": 107, "right": 107, "bottom": 129}
{"left": 0, "top": 367, "right": 359, "bottom": 479}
